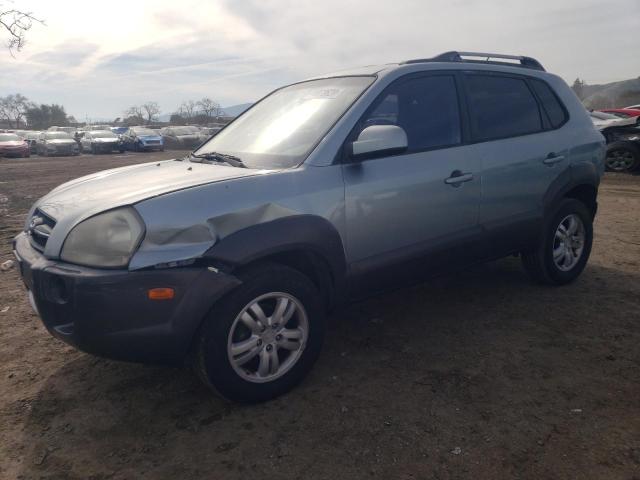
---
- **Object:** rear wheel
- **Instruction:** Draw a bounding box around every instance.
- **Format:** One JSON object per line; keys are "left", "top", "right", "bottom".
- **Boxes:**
{"left": 521, "top": 198, "right": 593, "bottom": 285}
{"left": 605, "top": 141, "right": 639, "bottom": 172}
{"left": 194, "top": 263, "right": 325, "bottom": 403}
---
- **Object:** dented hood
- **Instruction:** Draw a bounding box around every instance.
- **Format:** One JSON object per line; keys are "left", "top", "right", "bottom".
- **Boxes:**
{"left": 34, "top": 159, "right": 261, "bottom": 256}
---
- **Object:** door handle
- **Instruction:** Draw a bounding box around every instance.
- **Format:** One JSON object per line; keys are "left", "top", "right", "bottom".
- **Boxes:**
{"left": 445, "top": 170, "right": 474, "bottom": 186}
{"left": 543, "top": 153, "right": 565, "bottom": 165}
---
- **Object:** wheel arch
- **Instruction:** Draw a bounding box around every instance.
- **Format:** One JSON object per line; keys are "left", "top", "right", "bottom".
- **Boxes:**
{"left": 203, "top": 214, "right": 348, "bottom": 310}
{"left": 543, "top": 164, "right": 600, "bottom": 220}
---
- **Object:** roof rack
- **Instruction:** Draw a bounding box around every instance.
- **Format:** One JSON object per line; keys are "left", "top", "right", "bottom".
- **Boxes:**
{"left": 401, "top": 51, "right": 545, "bottom": 71}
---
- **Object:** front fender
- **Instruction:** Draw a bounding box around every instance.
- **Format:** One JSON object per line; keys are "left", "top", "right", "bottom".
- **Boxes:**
{"left": 203, "top": 214, "right": 348, "bottom": 296}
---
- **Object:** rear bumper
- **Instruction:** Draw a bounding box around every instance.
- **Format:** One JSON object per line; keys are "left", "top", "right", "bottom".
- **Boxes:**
{"left": 12, "top": 232, "right": 240, "bottom": 365}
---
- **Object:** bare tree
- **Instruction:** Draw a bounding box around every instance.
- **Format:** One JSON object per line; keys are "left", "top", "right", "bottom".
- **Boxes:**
{"left": 179, "top": 100, "right": 197, "bottom": 120}
{"left": 124, "top": 105, "right": 144, "bottom": 124}
{"left": 142, "top": 102, "right": 160, "bottom": 124}
{"left": 0, "top": 4, "right": 44, "bottom": 56}
{"left": 0, "top": 93, "right": 32, "bottom": 127}
{"left": 197, "top": 97, "right": 222, "bottom": 120}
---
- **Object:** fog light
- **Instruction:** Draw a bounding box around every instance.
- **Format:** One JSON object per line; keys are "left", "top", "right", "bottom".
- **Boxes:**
{"left": 148, "top": 288, "right": 175, "bottom": 300}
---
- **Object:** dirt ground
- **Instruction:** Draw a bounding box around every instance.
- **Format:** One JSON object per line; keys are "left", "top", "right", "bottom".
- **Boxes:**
{"left": 0, "top": 152, "right": 639, "bottom": 480}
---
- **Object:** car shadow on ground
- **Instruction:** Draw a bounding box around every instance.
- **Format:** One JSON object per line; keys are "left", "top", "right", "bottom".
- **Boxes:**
{"left": 16, "top": 258, "right": 640, "bottom": 479}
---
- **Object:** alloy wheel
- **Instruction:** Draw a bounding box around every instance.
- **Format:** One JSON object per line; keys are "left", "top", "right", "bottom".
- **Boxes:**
{"left": 227, "top": 292, "right": 308, "bottom": 383}
{"left": 552, "top": 214, "right": 586, "bottom": 272}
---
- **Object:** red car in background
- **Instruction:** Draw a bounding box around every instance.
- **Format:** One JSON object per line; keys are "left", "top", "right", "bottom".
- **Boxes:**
{"left": 598, "top": 108, "right": 640, "bottom": 119}
{"left": 0, "top": 133, "right": 30, "bottom": 158}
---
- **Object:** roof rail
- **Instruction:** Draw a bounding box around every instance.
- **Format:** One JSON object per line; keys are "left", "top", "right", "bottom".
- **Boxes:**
{"left": 401, "top": 51, "right": 545, "bottom": 71}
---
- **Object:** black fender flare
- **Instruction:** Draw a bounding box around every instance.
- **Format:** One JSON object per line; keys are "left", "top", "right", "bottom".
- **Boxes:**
{"left": 542, "top": 163, "right": 600, "bottom": 218}
{"left": 203, "top": 214, "right": 348, "bottom": 304}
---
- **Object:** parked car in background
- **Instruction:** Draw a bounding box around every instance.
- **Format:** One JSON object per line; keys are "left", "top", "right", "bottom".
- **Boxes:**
{"left": 110, "top": 127, "right": 129, "bottom": 136}
{"left": 199, "top": 126, "right": 222, "bottom": 136}
{"left": 598, "top": 108, "right": 640, "bottom": 119}
{"left": 121, "top": 127, "right": 164, "bottom": 152}
{"left": 36, "top": 131, "right": 80, "bottom": 156}
{"left": 22, "top": 131, "right": 41, "bottom": 154}
{"left": 80, "top": 130, "right": 125, "bottom": 154}
{"left": 0, "top": 133, "right": 30, "bottom": 157}
{"left": 48, "top": 126, "right": 78, "bottom": 135}
{"left": 591, "top": 113, "right": 640, "bottom": 172}
{"left": 159, "top": 126, "right": 208, "bottom": 149}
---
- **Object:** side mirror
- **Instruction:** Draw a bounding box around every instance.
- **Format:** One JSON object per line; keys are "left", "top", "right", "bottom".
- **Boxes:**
{"left": 350, "top": 125, "right": 408, "bottom": 159}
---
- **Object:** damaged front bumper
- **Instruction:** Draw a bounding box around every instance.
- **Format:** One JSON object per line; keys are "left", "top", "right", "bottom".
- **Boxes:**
{"left": 12, "top": 232, "right": 240, "bottom": 365}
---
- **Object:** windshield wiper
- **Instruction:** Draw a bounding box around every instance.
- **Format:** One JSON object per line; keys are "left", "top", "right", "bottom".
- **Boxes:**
{"left": 189, "top": 152, "right": 247, "bottom": 168}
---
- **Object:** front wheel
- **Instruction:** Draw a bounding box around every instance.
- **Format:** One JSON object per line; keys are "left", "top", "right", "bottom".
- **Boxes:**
{"left": 521, "top": 198, "right": 593, "bottom": 285}
{"left": 193, "top": 264, "right": 325, "bottom": 403}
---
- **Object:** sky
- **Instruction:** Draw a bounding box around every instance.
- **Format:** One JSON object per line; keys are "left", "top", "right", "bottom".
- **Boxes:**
{"left": 1, "top": 0, "right": 638, "bottom": 121}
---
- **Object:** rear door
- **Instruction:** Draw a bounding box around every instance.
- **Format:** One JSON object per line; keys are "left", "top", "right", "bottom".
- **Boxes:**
{"left": 462, "top": 72, "right": 570, "bottom": 254}
{"left": 343, "top": 73, "right": 483, "bottom": 294}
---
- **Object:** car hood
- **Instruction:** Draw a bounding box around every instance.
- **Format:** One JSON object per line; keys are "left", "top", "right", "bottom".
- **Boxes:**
{"left": 32, "top": 159, "right": 268, "bottom": 256}
{"left": 47, "top": 139, "right": 76, "bottom": 145}
{"left": 93, "top": 137, "right": 119, "bottom": 142}
{"left": 0, "top": 141, "right": 26, "bottom": 147}
{"left": 138, "top": 135, "right": 162, "bottom": 141}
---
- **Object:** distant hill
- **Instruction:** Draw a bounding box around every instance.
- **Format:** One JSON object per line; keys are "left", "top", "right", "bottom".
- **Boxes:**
{"left": 581, "top": 77, "right": 640, "bottom": 109}
{"left": 222, "top": 103, "right": 253, "bottom": 117}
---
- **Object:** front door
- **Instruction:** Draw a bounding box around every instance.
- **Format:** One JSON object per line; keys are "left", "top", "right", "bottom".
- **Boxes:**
{"left": 342, "top": 73, "right": 482, "bottom": 294}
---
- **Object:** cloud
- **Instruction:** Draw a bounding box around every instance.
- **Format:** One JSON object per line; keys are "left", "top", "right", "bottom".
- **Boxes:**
{"left": 1, "top": 0, "right": 638, "bottom": 119}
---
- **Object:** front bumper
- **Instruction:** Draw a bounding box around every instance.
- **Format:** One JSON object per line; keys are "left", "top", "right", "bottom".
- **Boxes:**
{"left": 12, "top": 232, "right": 240, "bottom": 365}
{"left": 0, "top": 147, "right": 28, "bottom": 157}
{"left": 93, "top": 142, "right": 122, "bottom": 152}
{"left": 47, "top": 144, "right": 78, "bottom": 155}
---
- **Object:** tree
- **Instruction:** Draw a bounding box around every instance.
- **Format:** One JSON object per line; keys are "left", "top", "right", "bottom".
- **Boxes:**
{"left": 178, "top": 100, "right": 197, "bottom": 120}
{"left": 25, "top": 104, "right": 70, "bottom": 129}
{"left": 141, "top": 102, "right": 160, "bottom": 124}
{"left": 0, "top": 93, "right": 32, "bottom": 127}
{"left": 571, "top": 78, "right": 586, "bottom": 100}
{"left": 0, "top": 5, "right": 44, "bottom": 55}
{"left": 124, "top": 105, "right": 144, "bottom": 125}
{"left": 197, "top": 97, "right": 222, "bottom": 120}
{"left": 169, "top": 113, "right": 186, "bottom": 125}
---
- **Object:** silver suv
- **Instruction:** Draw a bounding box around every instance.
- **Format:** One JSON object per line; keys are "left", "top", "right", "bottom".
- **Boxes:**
{"left": 13, "top": 52, "right": 605, "bottom": 402}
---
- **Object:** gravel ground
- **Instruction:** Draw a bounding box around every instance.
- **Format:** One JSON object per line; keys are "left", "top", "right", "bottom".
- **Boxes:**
{"left": 0, "top": 152, "right": 639, "bottom": 480}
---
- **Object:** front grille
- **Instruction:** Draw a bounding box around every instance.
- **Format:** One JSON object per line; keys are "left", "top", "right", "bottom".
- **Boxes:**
{"left": 28, "top": 209, "right": 56, "bottom": 251}
{"left": 144, "top": 140, "right": 160, "bottom": 145}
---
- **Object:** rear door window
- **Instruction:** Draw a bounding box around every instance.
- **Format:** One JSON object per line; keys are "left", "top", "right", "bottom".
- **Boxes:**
{"left": 465, "top": 74, "right": 542, "bottom": 141}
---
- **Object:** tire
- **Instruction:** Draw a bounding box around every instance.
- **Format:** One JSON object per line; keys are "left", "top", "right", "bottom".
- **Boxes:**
{"left": 605, "top": 141, "right": 639, "bottom": 172}
{"left": 193, "top": 263, "right": 325, "bottom": 403}
{"left": 521, "top": 198, "right": 593, "bottom": 285}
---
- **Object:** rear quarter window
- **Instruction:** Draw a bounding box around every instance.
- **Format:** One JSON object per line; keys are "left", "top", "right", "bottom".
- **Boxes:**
{"left": 529, "top": 78, "right": 568, "bottom": 129}
{"left": 465, "top": 74, "right": 542, "bottom": 142}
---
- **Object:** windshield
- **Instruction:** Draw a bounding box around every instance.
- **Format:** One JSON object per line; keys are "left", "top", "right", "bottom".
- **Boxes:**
{"left": 132, "top": 128, "right": 156, "bottom": 136}
{"left": 194, "top": 76, "right": 374, "bottom": 169}
{"left": 45, "top": 132, "right": 72, "bottom": 139}
{"left": 91, "top": 131, "right": 116, "bottom": 138}
{"left": 171, "top": 126, "right": 196, "bottom": 135}
{"left": 0, "top": 134, "right": 21, "bottom": 141}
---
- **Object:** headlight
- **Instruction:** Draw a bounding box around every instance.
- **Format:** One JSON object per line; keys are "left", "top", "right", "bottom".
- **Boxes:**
{"left": 61, "top": 207, "right": 145, "bottom": 268}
